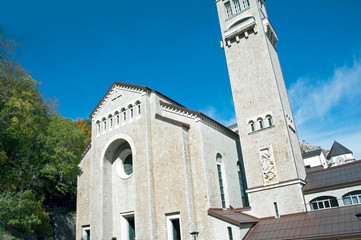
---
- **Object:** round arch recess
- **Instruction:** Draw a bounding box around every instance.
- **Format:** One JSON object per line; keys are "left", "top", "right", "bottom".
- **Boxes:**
{"left": 104, "top": 139, "right": 134, "bottom": 179}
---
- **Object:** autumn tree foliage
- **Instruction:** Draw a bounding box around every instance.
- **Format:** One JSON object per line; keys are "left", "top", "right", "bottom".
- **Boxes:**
{"left": 0, "top": 31, "right": 90, "bottom": 238}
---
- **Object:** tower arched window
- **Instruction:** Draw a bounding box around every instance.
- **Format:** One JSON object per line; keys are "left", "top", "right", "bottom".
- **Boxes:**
{"left": 248, "top": 121, "right": 255, "bottom": 132}
{"left": 225, "top": 2, "right": 233, "bottom": 18}
{"left": 233, "top": 0, "right": 241, "bottom": 13}
{"left": 343, "top": 190, "right": 361, "bottom": 206}
{"left": 257, "top": 118, "right": 264, "bottom": 129}
{"left": 242, "top": 0, "right": 249, "bottom": 9}
{"left": 266, "top": 115, "right": 273, "bottom": 127}
{"left": 310, "top": 196, "right": 338, "bottom": 210}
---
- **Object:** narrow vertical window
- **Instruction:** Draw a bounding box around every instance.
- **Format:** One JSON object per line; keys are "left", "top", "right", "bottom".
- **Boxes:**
{"left": 238, "top": 171, "right": 247, "bottom": 206}
{"left": 249, "top": 121, "right": 255, "bottom": 132}
{"left": 217, "top": 164, "right": 226, "bottom": 209}
{"left": 116, "top": 113, "right": 120, "bottom": 125}
{"left": 138, "top": 104, "right": 141, "bottom": 114}
{"left": 103, "top": 118, "right": 107, "bottom": 131}
{"left": 259, "top": 119, "right": 263, "bottom": 129}
{"left": 96, "top": 121, "right": 101, "bottom": 134}
{"left": 82, "top": 226, "right": 90, "bottom": 240}
{"left": 225, "top": 2, "right": 233, "bottom": 18}
{"left": 267, "top": 116, "right": 273, "bottom": 127}
{"left": 227, "top": 227, "right": 233, "bottom": 240}
{"left": 130, "top": 108, "right": 134, "bottom": 118}
{"left": 242, "top": 0, "right": 250, "bottom": 9}
{"left": 233, "top": 0, "right": 241, "bottom": 13}
{"left": 274, "top": 202, "right": 279, "bottom": 218}
{"left": 167, "top": 214, "right": 182, "bottom": 240}
{"left": 109, "top": 116, "right": 113, "bottom": 128}
{"left": 123, "top": 111, "right": 126, "bottom": 121}
{"left": 121, "top": 214, "right": 135, "bottom": 240}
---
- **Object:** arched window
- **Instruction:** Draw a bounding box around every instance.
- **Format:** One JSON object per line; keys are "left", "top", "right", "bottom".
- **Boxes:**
{"left": 121, "top": 108, "right": 126, "bottom": 122}
{"left": 108, "top": 114, "right": 113, "bottom": 128}
{"left": 135, "top": 100, "right": 141, "bottom": 115}
{"left": 106, "top": 140, "right": 134, "bottom": 179}
{"left": 248, "top": 121, "right": 255, "bottom": 132}
{"left": 96, "top": 120, "right": 101, "bottom": 134}
{"left": 216, "top": 153, "right": 226, "bottom": 209}
{"left": 129, "top": 104, "right": 134, "bottom": 118}
{"left": 115, "top": 111, "right": 120, "bottom": 125}
{"left": 102, "top": 117, "right": 107, "bottom": 131}
{"left": 343, "top": 190, "right": 361, "bottom": 206}
{"left": 310, "top": 196, "right": 338, "bottom": 210}
{"left": 266, "top": 115, "right": 273, "bottom": 127}
{"left": 257, "top": 118, "right": 263, "bottom": 129}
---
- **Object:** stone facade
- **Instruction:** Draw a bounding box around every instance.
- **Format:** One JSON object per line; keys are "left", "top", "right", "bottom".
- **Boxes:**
{"left": 215, "top": 0, "right": 306, "bottom": 218}
{"left": 76, "top": 1, "right": 360, "bottom": 239}
{"left": 76, "top": 84, "right": 249, "bottom": 239}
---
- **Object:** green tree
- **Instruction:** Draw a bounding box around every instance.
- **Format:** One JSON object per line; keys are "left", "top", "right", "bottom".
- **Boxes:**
{"left": 0, "top": 31, "right": 90, "bottom": 236}
{"left": 0, "top": 190, "right": 52, "bottom": 237}
{"left": 40, "top": 116, "right": 89, "bottom": 198}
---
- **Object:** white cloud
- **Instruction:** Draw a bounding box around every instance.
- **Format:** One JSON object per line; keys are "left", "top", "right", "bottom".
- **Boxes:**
{"left": 290, "top": 60, "right": 361, "bottom": 160}
{"left": 289, "top": 61, "right": 361, "bottom": 125}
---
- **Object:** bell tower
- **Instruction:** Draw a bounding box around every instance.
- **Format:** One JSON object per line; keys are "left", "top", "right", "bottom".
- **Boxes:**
{"left": 215, "top": 0, "right": 306, "bottom": 217}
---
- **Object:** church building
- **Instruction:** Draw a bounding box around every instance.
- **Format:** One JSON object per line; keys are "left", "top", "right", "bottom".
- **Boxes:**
{"left": 76, "top": 0, "right": 361, "bottom": 239}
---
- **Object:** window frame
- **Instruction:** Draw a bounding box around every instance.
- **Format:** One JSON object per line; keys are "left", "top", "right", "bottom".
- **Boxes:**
{"left": 310, "top": 196, "right": 339, "bottom": 210}
{"left": 343, "top": 191, "right": 361, "bottom": 206}
{"left": 166, "top": 214, "right": 182, "bottom": 240}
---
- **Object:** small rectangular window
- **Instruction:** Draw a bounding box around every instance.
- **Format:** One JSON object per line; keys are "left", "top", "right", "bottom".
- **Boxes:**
{"left": 227, "top": 227, "right": 233, "bottom": 240}
{"left": 273, "top": 202, "right": 279, "bottom": 218}
{"left": 233, "top": 0, "right": 241, "bottom": 13}
{"left": 225, "top": 2, "right": 233, "bottom": 18}
{"left": 121, "top": 214, "right": 135, "bottom": 240}
{"left": 166, "top": 214, "right": 182, "bottom": 240}
{"left": 117, "top": 115, "right": 120, "bottom": 124}
{"left": 242, "top": 0, "right": 250, "bottom": 9}
{"left": 82, "top": 226, "right": 90, "bottom": 240}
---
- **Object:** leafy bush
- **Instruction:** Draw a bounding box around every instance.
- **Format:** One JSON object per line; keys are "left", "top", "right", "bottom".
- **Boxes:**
{"left": 0, "top": 190, "right": 52, "bottom": 237}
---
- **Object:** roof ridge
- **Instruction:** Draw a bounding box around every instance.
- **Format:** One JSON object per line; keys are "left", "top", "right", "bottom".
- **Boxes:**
{"left": 327, "top": 140, "right": 353, "bottom": 159}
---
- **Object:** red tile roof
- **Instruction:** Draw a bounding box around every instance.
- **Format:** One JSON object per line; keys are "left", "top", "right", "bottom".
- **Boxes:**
{"left": 245, "top": 205, "right": 361, "bottom": 240}
{"left": 303, "top": 160, "right": 361, "bottom": 193}
{"left": 208, "top": 208, "right": 258, "bottom": 226}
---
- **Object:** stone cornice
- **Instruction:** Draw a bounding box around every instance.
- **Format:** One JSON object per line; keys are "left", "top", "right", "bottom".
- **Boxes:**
{"left": 90, "top": 82, "right": 150, "bottom": 119}
{"left": 160, "top": 101, "right": 239, "bottom": 140}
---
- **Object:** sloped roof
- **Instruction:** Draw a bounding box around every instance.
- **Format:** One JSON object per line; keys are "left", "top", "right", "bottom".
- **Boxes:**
{"left": 245, "top": 204, "right": 361, "bottom": 240}
{"left": 89, "top": 82, "right": 184, "bottom": 118}
{"left": 208, "top": 208, "right": 258, "bottom": 226}
{"left": 302, "top": 149, "right": 323, "bottom": 158}
{"left": 327, "top": 141, "right": 353, "bottom": 159}
{"left": 303, "top": 160, "right": 361, "bottom": 193}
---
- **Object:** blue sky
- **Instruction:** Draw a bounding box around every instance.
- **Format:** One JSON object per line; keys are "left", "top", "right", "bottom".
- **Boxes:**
{"left": 1, "top": 0, "right": 361, "bottom": 159}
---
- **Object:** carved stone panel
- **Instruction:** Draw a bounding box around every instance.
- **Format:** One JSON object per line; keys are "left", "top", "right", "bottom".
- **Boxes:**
{"left": 259, "top": 146, "right": 278, "bottom": 184}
